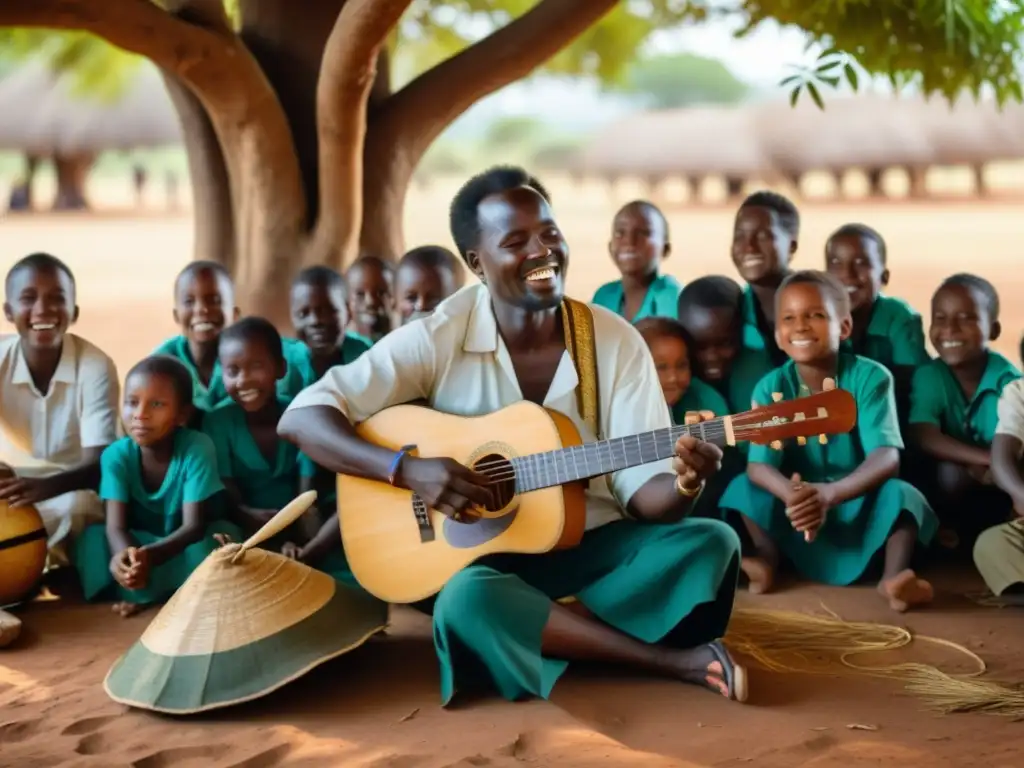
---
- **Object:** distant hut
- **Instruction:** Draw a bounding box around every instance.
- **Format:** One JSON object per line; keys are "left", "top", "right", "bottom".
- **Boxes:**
{"left": 0, "top": 59, "right": 182, "bottom": 210}
{"left": 579, "top": 106, "right": 770, "bottom": 201}
{"left": 754, "top": 95, "right": 935, "bottom": 197}
{"left": 912, "top": 96, "right": 1024, "bottom": 194}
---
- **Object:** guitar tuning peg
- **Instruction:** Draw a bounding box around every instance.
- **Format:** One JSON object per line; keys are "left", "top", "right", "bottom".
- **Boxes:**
{"left": 818, "top": 434, "right": 828, "bottom": 445}
{"left": 797, "top": 436, "right": 807, "bottom": 446}
{"left": 770, "top": 440, "right": 783, "bottom": 450}
{"left": 771, "top": 392, "right": 783, "bottom": 402}
{"left": 822, "top": 378, "right": 836, "bottom": 391}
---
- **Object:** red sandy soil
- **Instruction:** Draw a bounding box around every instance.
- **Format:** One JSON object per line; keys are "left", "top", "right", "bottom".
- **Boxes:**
{"left": 1, "top": 567, "right": 1020, "bottom": 768}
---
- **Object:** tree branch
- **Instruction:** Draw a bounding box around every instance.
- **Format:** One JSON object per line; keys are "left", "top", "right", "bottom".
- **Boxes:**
{"left": 161, "top": 71, "right": 235, "bottom": 268}
{"left": 369, "top": 0, "right": 619, "bottom": 168}
{"left": 309, "top": 0, "right": 413, "bottom": 267}
{"left": 3, "top": 0, "right": 308, "bottom": 291}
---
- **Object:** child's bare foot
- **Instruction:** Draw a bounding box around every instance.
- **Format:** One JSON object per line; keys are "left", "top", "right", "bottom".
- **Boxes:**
{"left": 879, "top": 569, "right": 934, "bottom": 612}
{"left": 741, "top": 556, "right": 775, "bottom": 594}
{"left": 112, "top": 601, "right": 145, "bottom": 618}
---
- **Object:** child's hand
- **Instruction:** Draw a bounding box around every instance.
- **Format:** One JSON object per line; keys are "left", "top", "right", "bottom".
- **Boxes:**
{"left": 125, "top": 547, "right": 151, "bottom": 590}
{"left": 213, "top": 532, "right": 235, "bottom": 548}
{"left": 110, "top": 549, "right": 135, "bottom": 588}
{"left": 967, "top": 464, "right": 993, "bottom": 485}
{"left": 281, "top": 542, "right": 304, "bottom": 561}
{"left": 784, "top": 473, "right": 832, "bottom": 542}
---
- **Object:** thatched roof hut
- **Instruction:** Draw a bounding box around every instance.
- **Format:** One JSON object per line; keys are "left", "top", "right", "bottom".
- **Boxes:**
{"left": 911, "top": 95, "right": 1024, "bottom": 165}
{"left": 753, "top": 95, "right": 935, "bottom": 174}
{"left": 580, "top": 106, "right": 770, "bottom": 180}
{"left": 0, "top": 59, "right": 182, "bottom": 154}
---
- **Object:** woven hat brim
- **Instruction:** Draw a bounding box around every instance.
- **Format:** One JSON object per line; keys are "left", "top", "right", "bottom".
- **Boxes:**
{"left": 102, "top": 584, "right": 387, "bottom": 714}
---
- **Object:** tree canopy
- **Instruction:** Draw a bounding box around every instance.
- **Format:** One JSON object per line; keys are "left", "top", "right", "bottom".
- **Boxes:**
{"left": 2, "top": 0, "right": 1022, "bottom": 109}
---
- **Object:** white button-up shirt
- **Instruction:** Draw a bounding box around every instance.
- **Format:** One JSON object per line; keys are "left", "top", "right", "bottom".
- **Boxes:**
{"left": 287, "top": 283, "right": 673, "bottom": 530}
{"left": 0, "top": 333, "right": 120, "bottom": 477}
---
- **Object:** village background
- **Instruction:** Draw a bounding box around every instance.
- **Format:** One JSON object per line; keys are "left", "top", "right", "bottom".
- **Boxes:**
{"left": 2, "top": 19, "right": 1023, "bottom": 374}
{"left": 3, "top": 11, "right": 1024, "bottom": 768}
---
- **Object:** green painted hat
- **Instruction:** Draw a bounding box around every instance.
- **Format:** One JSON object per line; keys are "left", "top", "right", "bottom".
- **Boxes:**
{"left": 103, "top": 492, "right": 388, "bottom": 714}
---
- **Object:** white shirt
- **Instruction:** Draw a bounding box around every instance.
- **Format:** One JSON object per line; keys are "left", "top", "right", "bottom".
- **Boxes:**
{"left": 996, "top": 379, "right": 1024, "bottom": 447}
{"left": 287, "top": 283, "right": 673, "bottom": 530}
{"left": 0, "top": 333, "right": 120, "bottom": 477}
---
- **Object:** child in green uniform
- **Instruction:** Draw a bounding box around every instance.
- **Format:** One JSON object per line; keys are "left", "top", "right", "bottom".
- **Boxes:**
{"left": 909, "top": 273, "right": 1021, "bottom": 550}
{"left": 290, "top": 266, "right": 371, "bottom": 380}
{"left": 155, "top": 261, "right": 311, "bottom": 417}
{"left": 824, "top": 223, "right": 929, "bottom": 419}
{"left": 720, "top": 271, "right": 937, "bottom": 612}
{"left": 635, "top": 317, "right": 732, "bottom": 516}
{"left": 731, "top": 191, "right": 800, "bottom": 368}
{"left": 676, "top": 275, "right": 774, "bottom": 414}
{"left": 205, "top": 318, "right": 373, "bottom": 599}
{"left": 75, "top": 355, "right": 241, "bottom": 617}
{"left": 592, "top": 200, "right": 682, "bottom": 322}
{"left": 395, "top": 246, "right": 463, "bottom": 325}
{"left": 345, "top": 255, "right": 395, "bottom": 346}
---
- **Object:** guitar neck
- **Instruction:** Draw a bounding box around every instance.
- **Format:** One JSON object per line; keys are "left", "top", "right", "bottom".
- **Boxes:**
{"left": 511, "top": 415, "right": 732, "bottom": 493}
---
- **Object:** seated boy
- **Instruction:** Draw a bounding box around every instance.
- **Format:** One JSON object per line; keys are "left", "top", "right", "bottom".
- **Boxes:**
{"left": 974, "top": 373, "right": 1024, "bottom": 598}
{"left": 1, "top": 253, "right": 119, "bottom": 565}
{"left": 909, "top": 274, "right": 1021, "bottom": 550}
{"left": 593, "top": 200, "right": 682, "bottom": 322}
{"left": 345, "top": 255, "right": 395, "bottom": 346}
{"left": 731, "top": 191, "right": 800, "bottom": 367}
{"left": 824, "top": 223, "right": 929, "bottom": 420}
{"left": 290, "top": 266, "right": 370, "bottom": 380}
{"left": 155, "top": 261, "right": 312, "bottom": 415}
{"left": 395, "top": 246, "right": 463, "bottom": 325}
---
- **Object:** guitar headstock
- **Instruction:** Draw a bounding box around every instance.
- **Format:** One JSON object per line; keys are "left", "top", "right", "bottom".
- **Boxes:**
{"left": 730, "top": 378, "right": 857, "bottom": 448}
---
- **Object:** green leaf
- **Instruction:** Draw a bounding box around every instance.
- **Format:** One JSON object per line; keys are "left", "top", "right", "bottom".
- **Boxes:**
{"left": 817, "top": 75, "right": 840, "bottom": 88}
{"left": 779, "top": 74, "right": 803, "bottom": 87}
{"left": 844, "top": 62, "right": 859, "bottom": 90}
{"left": 806, "top": 81, "right": 825, "bottom": 110}
{"left": 789, "top": 85, "right": 802, "bottom": 107}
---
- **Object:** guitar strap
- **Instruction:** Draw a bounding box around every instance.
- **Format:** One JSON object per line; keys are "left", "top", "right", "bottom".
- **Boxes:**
{"left": 561, "top": 298, "right": 601, "bottom": 438}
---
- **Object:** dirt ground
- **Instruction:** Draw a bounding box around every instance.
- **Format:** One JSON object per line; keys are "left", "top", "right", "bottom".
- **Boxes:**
{"left": 1, "top": 179, "right": 1023, "bottom": 767}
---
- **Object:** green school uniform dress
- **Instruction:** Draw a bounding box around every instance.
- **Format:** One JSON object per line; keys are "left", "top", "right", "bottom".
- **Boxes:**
{"left": 153, "top": 335, "right": 314, "bottom": 413}
{"left": 909, "top": 350, "right": 1022, "bottom": 448}
{"left": 740, "top": 286, "right": 787, "bottom": 367}
{"left": 719, "top": 354, "right": 938, "bottom": 585}
{"left": 75, "top": 429, "right": 241, "bottom": 605}
{"left": 672, "top": 378, "right": 735, "bottom": 517}
{"left": 592, "top": 275, "right": 683, "bottom": 321}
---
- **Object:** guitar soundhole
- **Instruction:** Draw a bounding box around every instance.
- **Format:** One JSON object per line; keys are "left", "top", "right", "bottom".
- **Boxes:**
{"left": 472, "top": 453, "right": 516, "bottom": 511}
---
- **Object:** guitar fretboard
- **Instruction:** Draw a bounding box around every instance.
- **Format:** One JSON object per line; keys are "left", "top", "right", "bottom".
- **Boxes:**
{"left": 510, "top": 417, "right": 731, "bottom": 493}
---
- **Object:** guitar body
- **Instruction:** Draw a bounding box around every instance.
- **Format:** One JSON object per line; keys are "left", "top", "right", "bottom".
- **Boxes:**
{"left": 337, "top": 401, "right": 588, "bottom": 604}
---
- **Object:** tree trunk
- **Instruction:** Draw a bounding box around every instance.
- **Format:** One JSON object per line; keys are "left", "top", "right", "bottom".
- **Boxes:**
{"left": 51, "top": 152, "right": 94, "bottom": 211}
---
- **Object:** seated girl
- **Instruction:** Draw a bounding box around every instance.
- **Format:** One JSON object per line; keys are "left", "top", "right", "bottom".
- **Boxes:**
{"left": 75, "top": 355, "right": 241, "bottom": 617}
{"left": 635, "top": 317, "right": 733, "bottom": 517}
{"left": 203, "top": 317, "right": 382, "bottom": 609}
{"left": 719, "top": 271, "right": 938, "bottom": 612}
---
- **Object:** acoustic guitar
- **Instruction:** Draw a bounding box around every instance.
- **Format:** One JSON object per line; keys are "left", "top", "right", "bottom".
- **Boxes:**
{"left": 337, "top": 387, "right": 857, "bottom": 604}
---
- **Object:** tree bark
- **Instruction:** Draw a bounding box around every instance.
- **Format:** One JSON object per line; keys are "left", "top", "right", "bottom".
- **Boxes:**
{"left": 51, "top": 152, "right": 94, "bottom": 211}
{"left": 359, "top": 0, "right": 619, "bottom": 260}
{"left": 309, "top": 0, "right": 413, "bottom": 268}
{"left": 161, "top": 72, "right": 235, "bottom": 268}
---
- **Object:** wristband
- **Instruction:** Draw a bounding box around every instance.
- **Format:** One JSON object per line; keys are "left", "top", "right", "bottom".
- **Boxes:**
{"left": 388, "top": 444, "right": 417, "bottom": 486}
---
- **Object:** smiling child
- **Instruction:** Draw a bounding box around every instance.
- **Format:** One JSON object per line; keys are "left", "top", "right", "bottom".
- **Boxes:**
{"left": 395, "top": 245, "right": 463, "bottom": 325}
{"left": 719, "top": 271, "right": 937, "bottom": 611}
{"left": 74, "top": 355, "right": 240, "bottom": 617}
{"left": 290, "top": 266, "right": 371, "bottom": 380}
{"left": 731, "top": 191, "right": 800, "bottom": 367}
{"left": 1, "top": 253, "right": 119, "bottom": 565}
{"left": 909, "top": 274, "right": 1021, "bottom": 549}
{"left": 592, "top": 200, "right": 682, "bottom": 322}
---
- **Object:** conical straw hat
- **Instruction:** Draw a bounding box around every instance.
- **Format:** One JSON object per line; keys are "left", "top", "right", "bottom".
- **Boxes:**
{"left": 103, "top": 492, "right": 388, "bottom": 714}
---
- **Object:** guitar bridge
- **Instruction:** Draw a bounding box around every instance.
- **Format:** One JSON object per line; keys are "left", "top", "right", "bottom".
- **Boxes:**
{"left": 412, "top": 493, "right": 434, "bottom": 543}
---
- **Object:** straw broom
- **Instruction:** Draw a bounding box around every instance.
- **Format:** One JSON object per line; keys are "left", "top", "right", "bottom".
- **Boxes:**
{"left": 723, "top": 606, "right": 1024, "bottom": 718}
